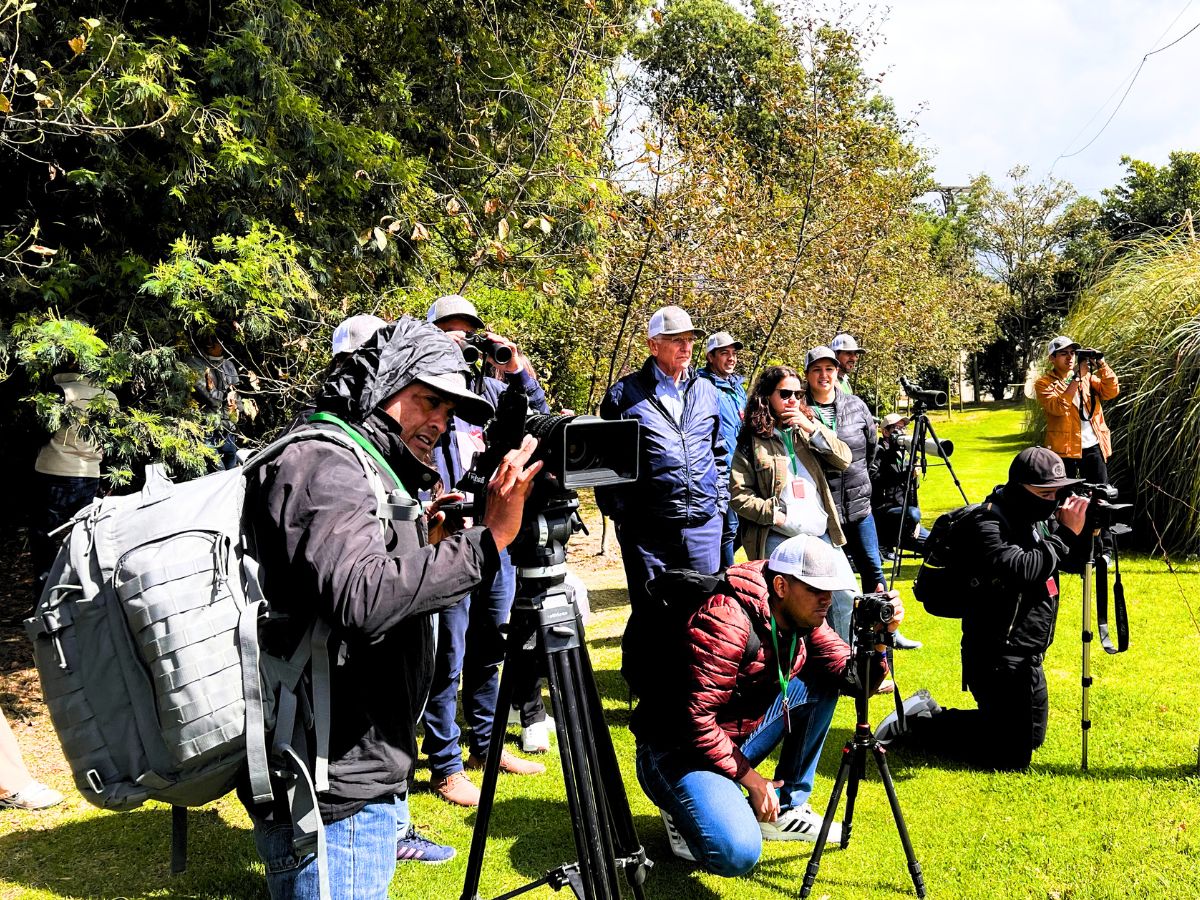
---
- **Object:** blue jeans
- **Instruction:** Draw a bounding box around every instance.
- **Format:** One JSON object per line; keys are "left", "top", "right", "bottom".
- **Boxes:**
{"left": 720, "top": 504, "right": 740, "bottom": 570}
{"left": 842, "top": 512, "right": 887, "bottom": 592}
{"left": 32, "top": 473, "right": 98, "bottom": 593}
{"left": 423, "top": 551, "right": 531, "bottom": 776}
{"left": 635, "top": 675, "right": 838, "bottom": 876}
{"left": 207, "top": 432, "right": 240, "bottom": 470}
{"left": 250, "top": 799, "right": 397, "bottom": 900}
{"left": 876, "top": 505, "right": 928, "bottom": 551}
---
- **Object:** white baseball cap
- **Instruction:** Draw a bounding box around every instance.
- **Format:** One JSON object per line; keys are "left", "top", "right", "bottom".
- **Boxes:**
{"left": 648, "top": 305, "right": 705, "bottom": 339}
{"left": 768, "top": 534, "right": 857, "bottom": 592}
{"left": 830, "top": 333, "right": 865, "bottom": 355}
{"left": 427, "top": 294, "right": 485, "bottom": 330}
{"left": 332, "top": 314, "right": 388, "bottom": 357}
{"left": 705, "top": 331, "right": 743, "bottom": 354}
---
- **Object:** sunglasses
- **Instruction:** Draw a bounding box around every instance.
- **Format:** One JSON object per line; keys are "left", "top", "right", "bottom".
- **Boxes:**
{"left": 775, "top": 389, "right": 802, "bottom": 400}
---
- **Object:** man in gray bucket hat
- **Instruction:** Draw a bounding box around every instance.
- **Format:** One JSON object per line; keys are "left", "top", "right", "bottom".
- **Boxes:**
{"left": 241, "top": 316, "right": 543, "bottom": 898}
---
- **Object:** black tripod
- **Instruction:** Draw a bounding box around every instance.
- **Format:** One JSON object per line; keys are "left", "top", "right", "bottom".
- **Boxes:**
{"left": 460, "top": 496, "right": 650, "bottom": 900}
{"left": 888, "top": 400, "right": 968, "bottom": 587}
{"left": 800, "top": 625, "right": 926, "bottom": 899}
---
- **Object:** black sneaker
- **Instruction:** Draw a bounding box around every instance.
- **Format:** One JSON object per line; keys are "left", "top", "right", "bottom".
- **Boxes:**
{"left": 396, "top": 825, "right": 457, "bottom": 864}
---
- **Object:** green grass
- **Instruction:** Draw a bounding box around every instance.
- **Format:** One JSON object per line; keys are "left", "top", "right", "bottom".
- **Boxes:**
{"left": 2, "top": 405, "right": 1200, "bottom": 899}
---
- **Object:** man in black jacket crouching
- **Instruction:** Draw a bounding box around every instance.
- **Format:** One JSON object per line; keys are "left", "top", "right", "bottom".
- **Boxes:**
{"left": 877, "top": 447, "right": 1089, "bottom": 771}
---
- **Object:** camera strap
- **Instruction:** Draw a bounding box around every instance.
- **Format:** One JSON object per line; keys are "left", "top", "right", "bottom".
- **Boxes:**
{"left": 1095, "top": 543, "right": 1129, "bottom": 653}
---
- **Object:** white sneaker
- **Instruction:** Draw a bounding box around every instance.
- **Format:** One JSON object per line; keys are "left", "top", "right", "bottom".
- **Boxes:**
{"left": 660, "top": 809, "right": 696, "bottom": 862}
{"left": 760, "top": 803, "right": 842, "bottom": 843}
{"left": 521, "top": 720, "right": 551, "bottom": 753}
{"left": 874, "top": 689, "right": 937, "bottom": 744}
{"left": 509, "top": 708, "right": 556, "bottom": 732}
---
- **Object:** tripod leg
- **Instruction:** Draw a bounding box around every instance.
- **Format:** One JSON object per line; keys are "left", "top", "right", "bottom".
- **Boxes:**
{"left": 840, "top": 744, "right": 865, "bottom": 850}
{"left": 1081, "top": 555, "right": 1094, "bottom": 771}
{"left": 921, "top": 417, "right": 969, "bottom": 505}
{"left": 574, "top": 641, "right": 650, "bottom": 898}
{"left": 870, "top": 744, "right": 926, "bottom": 898}
{"left": 800, "top": 741, "right": 855, "bottom": 899}
{"left": 460, "top": 625, "right": 529, "bottom": 900}
{"left": 546, "top": 642, "right": 619, "bottom": 899}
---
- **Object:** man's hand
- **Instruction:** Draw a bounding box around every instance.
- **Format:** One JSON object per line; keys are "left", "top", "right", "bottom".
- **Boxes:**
{"left": 740, "top": 768, "right": 783, "bottom": 822}
{"left": 1056, "top": 494, "right": 1089, "bottom": 535}
{"left": 872, "top": 584, "right": 904, "bottom": 645}
{"left": 481, "top": 435, "right": 543, "bottom": 550}
{"left": 426, "top": 491, "right": 466, "bottom": 545}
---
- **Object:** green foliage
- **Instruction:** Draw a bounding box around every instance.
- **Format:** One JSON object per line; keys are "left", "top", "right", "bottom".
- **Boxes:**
{"left": 1099, "top": 151, "right": 1200, "bottom": 241}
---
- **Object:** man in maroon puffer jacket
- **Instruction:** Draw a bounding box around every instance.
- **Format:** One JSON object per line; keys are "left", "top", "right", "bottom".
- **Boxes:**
{"left": 630, "top": 534, "right": 902, "bottom": 875}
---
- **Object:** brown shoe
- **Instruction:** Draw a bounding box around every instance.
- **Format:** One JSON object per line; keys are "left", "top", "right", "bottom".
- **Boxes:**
{"left": 465, "top": 749, "right": 546, "bottom": 776}
{"left": 432, "top": 770, "right": 480, "bottom": 807}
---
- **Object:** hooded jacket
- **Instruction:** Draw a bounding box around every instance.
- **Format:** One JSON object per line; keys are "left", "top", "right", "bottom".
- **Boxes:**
{"left": 596, "top": 357, "right": 727, "bottom": 526}
{"left": 246, "top": 319, "right": 500, "bottom": 822}
{"left": 697, "top": 367, "right": 747, "bottom": 474}
{"left": 630, "top": 560, "right": 882, "bottom": 782}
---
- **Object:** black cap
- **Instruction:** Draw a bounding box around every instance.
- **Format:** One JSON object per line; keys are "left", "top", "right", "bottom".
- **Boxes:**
{"left": 1008, "top": 447, "right": 1083, "bottom": 490}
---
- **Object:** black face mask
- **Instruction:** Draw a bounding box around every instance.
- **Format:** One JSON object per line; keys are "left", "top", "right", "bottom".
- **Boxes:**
{"left": 1004, "top": 484, "right": 1059, "bottom": 523}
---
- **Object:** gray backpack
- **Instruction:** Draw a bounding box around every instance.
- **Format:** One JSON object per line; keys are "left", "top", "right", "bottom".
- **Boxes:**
{"left": 25, "top": 418, "right": 411, "bottom": 891}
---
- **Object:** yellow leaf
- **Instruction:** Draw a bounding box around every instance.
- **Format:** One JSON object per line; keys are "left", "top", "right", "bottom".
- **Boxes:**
{"left": 445, "top": 197, "right": 461, "bottom": 215}
{"left": 484, "top": 198, "right": 500, "bottom": 215}
{"left": 68, "top": 35, "right": 86, "bottom": 55}
{"left": 0, "top": 95, "right": 10, "bottom": 114}
{"left": 541, "top": 281, "right": 559, "bottom": 296}
{"left": 651, "top": 8, "right": 663, "bottom": 23}
{"left": 539, "top": 216, "right": 552, "bottom": 234}
{"left": 497, "top": 219, "right": 510, "bottom": 240}
{"left": 410, "top": 222, "right": 429, "bottom": 241}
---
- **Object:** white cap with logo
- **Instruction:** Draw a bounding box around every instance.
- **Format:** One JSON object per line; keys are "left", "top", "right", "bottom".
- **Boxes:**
{"left": 768, "top": 534, "right": 857, "bottom": 592}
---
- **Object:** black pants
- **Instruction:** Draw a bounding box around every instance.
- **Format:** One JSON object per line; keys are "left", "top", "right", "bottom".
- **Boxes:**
{"left": 1063, "top": 445, "right": 1108, "bottom": 485}
{"left": 906, "top": 650, "right": 1048, "bottom": 771}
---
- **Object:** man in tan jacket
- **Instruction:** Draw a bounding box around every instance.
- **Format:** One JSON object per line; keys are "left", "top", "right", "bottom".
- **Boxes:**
{"left": 1033, "top": 335, "right": 1120, "bottom": 485}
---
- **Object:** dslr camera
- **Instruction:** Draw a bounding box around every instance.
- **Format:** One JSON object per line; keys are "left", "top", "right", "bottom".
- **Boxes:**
{"left": 1067, "top": 481, "right": 1132, "bottom": 530}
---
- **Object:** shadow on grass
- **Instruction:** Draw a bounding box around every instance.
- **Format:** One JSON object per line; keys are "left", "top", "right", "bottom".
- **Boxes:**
{"left": 0, "top": 806, "right": 266, "bottom": 899}
{"left": 587, "top": 588, "right": 630, "bottom": 612}
{"left": 465, "top": 798, "right": 721, "bottom": 898}
{"left": 753, "top": 853, "right": 918, "bottom": 899}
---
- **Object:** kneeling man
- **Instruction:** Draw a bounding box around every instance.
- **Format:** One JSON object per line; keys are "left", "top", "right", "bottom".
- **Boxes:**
{"left": 630, "top": 535, "right": 900, "bottom": 875}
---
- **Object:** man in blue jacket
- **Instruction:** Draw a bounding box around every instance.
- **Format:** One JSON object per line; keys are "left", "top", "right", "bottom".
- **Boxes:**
{"left": 698, "top": 331, "right": 747, "bottom": 569}
{"left": 597, "top": 305, "right": 728, "bottom": 693}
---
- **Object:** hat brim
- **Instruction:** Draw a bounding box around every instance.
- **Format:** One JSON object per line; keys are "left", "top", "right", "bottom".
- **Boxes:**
{"left": 883, "top": 416, "right": 910, "bottom": 428}
{"left": 1029, "top": 476, "right": 1084, "bottom": 491}
{"left": 415, "top": 373, "right": 494, "bottom": 425}
{"left": 651, "top": 327, "right": 708, "bottom": 339}
{"left": 433, "top": 313, "right": 486, "bottom": 331}
{"left": 796, "top": 572, "right": 859, "bottom": 592}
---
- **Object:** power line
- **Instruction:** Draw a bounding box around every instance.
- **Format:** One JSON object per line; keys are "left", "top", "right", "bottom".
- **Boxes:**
{"left": 1051, "top": 2, "right": 1200, "bottom": 169}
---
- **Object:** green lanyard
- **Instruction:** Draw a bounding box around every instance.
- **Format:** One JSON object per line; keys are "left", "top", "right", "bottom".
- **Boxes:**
{"left": 779, "top": 428, "right": 800, "bottom": 476}
{"left": 307, "top": 411, "right": 412, "bottom": 500}
{"left": 812, "top": 403, "right": 836, "bottom": 431}
{"left": 769, "top": 613, "right": 798, "bottom": 732}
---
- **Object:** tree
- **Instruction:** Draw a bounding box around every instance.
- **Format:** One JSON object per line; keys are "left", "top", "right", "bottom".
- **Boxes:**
{"left": 1099, "top": 151, "right": 1200, "bottom": 241}
{"left": 967, "top": 166, "right": 1090, "bottom": 400}
{"left": 1, "top": 0, "right": 640, "bottom": 484}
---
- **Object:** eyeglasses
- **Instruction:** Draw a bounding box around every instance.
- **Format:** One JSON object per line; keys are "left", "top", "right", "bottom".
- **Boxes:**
{"left": 775, "top": 389, "right": 802, "bottom": 400}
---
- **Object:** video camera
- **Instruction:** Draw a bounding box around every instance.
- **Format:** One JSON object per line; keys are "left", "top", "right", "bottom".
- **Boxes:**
{"left": 453, "top": 385, "right": 639, "bottom": 520}
{"left": 899, "top": 377, "right": 947, "bottom": 411}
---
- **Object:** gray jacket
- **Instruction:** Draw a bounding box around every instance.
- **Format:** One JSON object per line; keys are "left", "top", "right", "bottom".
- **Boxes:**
{"left": 817, "top": 390, "right": 879, "bottom": 525}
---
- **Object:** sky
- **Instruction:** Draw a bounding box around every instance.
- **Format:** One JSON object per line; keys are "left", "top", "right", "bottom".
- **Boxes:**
{"left": 865, "top": 0, "right": 1200, "bottom": 201}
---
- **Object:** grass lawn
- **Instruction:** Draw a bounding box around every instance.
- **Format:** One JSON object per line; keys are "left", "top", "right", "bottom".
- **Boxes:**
{"left": 2, "top": 403, "right": 1200, "bottom": 899}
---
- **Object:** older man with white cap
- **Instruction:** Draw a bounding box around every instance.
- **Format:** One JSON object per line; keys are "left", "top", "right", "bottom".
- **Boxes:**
{"left": 597, "top": 305, "right": 728, "bottom": 695}
{"left": 699, "top": 330, "right": 748, "bottom": 568}
{"left": 629, "top": 534, "right": 901, "bottom": 873}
